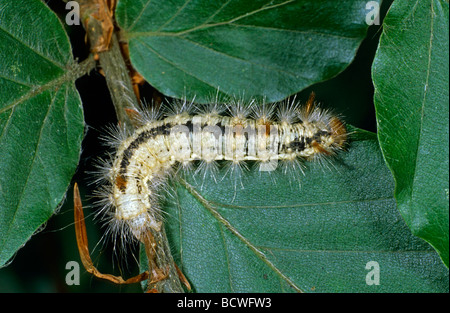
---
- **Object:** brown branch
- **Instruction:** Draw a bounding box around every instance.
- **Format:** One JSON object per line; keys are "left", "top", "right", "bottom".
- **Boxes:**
{"left": 79, "top": 0, "right": 135, "bottom": 130}
{"left": 75, "top": 0, "right": 187, "bottom": 293}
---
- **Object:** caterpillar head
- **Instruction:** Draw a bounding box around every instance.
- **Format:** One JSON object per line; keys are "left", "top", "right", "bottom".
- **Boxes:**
{"left": 310, "top": 116, "right": 347, "bottom": 157}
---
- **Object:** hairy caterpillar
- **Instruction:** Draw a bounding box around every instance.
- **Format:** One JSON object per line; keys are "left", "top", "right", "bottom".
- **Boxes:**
{"left": 92, "top": 93, "right": 347, "bottom": 248}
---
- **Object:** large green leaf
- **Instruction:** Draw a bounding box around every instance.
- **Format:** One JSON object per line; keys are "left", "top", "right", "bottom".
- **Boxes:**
{"left": 116, "top": 0, "right": 371, "bottom": 103}
{"left": 372, "top": 1, "right": 449, "bottom": 267}
{"left": 161, "top": 130, "right": 449, "bottom": 292}
{"left": 0, "top": 0, "right": 84, "bottom": 266}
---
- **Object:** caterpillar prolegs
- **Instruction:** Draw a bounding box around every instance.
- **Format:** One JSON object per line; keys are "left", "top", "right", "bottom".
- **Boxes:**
{"left": 93, "top": 93, "right": 347, "bottom": 250}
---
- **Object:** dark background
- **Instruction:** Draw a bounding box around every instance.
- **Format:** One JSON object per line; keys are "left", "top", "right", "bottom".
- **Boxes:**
{"left": 0, "top": 0, "right": 393, "bottom": 292}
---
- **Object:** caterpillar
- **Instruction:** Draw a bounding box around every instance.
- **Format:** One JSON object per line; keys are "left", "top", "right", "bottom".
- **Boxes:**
{"left": 92, "top": 92, "right": 347, "bottom": 247}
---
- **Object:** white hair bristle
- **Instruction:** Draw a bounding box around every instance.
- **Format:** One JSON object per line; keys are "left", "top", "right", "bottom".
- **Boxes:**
{"left": 90, "top": 93, "right": 348, "bottom": 259}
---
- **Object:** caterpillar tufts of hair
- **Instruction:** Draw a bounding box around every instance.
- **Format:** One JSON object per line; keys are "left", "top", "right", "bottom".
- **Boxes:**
{"left": 91, "top": 92, "right": 348, "bottom": 248}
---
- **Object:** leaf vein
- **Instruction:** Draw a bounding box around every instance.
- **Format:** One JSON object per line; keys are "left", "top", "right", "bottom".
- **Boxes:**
{"left": 134, "top": 38, "right": 221, "bottom": 90}
{"left": 179, "top": 178, "right": 304, "bottom": 292}
{"left": 126, "top": 0, "right": 154, "bottom": 32}
{"left": 155, "top": 0, "right": 193, "bottom": 32}
{"left": 0, "top": 90, "right": 57, "bottom": 253}
{"left": 0, "top": 25, "right": 65, "bottom": 69}
{"left": 410, "top": 0, "right": 435, "bottom": 202}
{"left": 179, "top": 36, "right": 303, "bottom": 78}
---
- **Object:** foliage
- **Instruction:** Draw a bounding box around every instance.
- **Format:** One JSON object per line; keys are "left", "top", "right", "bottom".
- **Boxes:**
{"left": 0, "top": 0, "right": 448, "bottom": 292}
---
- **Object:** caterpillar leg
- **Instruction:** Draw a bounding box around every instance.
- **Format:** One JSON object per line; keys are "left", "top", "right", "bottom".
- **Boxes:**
{"left": 73, "top": 183, "right": 149, "bottom": 285}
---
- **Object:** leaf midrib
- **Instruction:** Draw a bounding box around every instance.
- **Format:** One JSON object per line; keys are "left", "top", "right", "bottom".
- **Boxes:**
{"left": 133, "top": 36, "right": 311, "bottom": 82}
{"left": 0, "top": 62, "right": 89, "bottom": 115}
{"left": 124, "top": 0, "right": 360, "bottom": 41}
{"left": 409, "top": 0, "right": 435, "bottom": 205}
{"left": 179, "top": 178, "right": 304, "bottom": 292}
{"left": 0, "top": 89, "right": 58, "bottom": 256}
{"left": 127, "top": 24, "right": 360, "bottom": 41}
{"left": 126, "top": 0, "right": 295, "bottom": 34}
{"left": 396, "top": 0, "right": 444, "bottom": 229}
{"left": 0, "top": 23, "right": 66, "bottom": 69}
{"left": 208, "top": 196, "right": 394, "bottom": 210}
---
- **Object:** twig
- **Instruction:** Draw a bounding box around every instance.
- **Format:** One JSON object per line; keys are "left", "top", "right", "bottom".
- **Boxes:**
{"left": 78, "top": 0, "right": 186, "bottom": 293}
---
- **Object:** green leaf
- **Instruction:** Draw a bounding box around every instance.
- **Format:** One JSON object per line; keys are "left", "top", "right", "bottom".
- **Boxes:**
{"left": 372, "top": 1, "right": 449, "bottom": 267}
{"left": 116, "top": 0, "right": 371, "bottom": 103}
{"left": 0, "top": 0, "right": 84, "bottom": 266}
{"left": 162, "top": 131, "right": 449, "bottom": 292}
